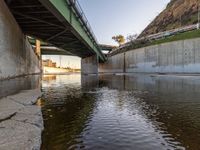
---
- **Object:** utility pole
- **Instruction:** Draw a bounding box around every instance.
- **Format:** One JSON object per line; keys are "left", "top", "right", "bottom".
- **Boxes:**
{"left": 59, "top": 56, "right": 62, "bottom": 68}
{"left": 68, "top": 61, "right": 70, "bottom": 68}
{"left": 198, "top": 0, "right": 200, "bottom": 29}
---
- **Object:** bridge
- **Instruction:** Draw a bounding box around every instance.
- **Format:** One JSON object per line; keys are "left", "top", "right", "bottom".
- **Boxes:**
{"left": 28, "top": 38, "right": 114, "bottom": 56}
{"left": 5, "top": 0, "right": 106, "bottom": 62}
{"left": 2, "top": 0, "right": 200, "bottom": 80}
{"left": 40, "top": 44, "right": 114, "bottom": 56}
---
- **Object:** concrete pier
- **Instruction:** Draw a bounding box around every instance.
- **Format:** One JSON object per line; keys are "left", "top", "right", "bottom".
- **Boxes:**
{"left": 99, "top": 53, "right": 125, "bottom": 73}
{"left": 81, "top": 55, "right": 98, "bottom": 74}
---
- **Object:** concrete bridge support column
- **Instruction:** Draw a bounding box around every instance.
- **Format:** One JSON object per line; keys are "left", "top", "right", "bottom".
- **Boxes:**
{"left": 35, "top": 39, "right": 42, "bottom": 72}
{"left": 35, "top": 40, "right": 41, "bottom": 58}
{"left": 81, "top": 55, "right": 98, "bottom": 74}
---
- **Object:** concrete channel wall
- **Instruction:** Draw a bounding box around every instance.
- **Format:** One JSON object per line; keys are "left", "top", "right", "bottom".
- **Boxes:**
{"left": 99, "top": 53, "right": 125, "bottom": 73}
{"left": 0, "top": 1, "right": 40, "bottom": 80}
{"left": 99, "top": 38, "right": 200, "bottom": 74}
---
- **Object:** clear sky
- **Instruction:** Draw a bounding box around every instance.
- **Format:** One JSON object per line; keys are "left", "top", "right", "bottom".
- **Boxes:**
{"left": 43, "top": 0, "right": 170, "bottom": 68}
{"left": 79, "top": 0, "right": 170, "bottom": 45}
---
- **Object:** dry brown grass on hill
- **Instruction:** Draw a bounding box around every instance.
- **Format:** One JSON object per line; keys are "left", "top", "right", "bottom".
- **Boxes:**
{"left": 139, "top": 0, "right": 199, "bottom": 37}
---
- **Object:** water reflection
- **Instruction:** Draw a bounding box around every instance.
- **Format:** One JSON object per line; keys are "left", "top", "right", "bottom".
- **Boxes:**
{"left": 0, "top": 75, "right": 40, "bottom": 98}
{"left": 100, "top": 74, "right": 200, "bottom": 150}
{"left": 41, "top": 73, "right": 200, "bottom": 150}
{"left": 42, "top": 75, "right": 57, "bottom": 82}
{"left": 81, "top": 75, "right": 99, "bottom": 91}
{"left": 41, "top": 74, "right": 96, "bottom": 149}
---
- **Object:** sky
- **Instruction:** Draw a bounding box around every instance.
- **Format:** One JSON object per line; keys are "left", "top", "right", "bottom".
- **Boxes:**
{"left": 42, "top": 55, "right": 81, "bottom": 69}
{"left": 43, "top": 0, "right": 170, "bottom": 69}
{"left": 79, "top": 0, "right": 170, "bottom": 45}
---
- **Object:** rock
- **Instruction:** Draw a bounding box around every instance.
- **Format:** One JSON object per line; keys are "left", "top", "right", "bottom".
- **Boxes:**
{"left": 0, "top": 88, "right": 43, "bottom": 150}
{"left": 0, "top": 98, "right": 23, "bottom": 121}
{"left": 0, "top": 119, "right": 42, "bottom": 150}
{"left": 7, "top": 89, "right": 42, "bottom": 105}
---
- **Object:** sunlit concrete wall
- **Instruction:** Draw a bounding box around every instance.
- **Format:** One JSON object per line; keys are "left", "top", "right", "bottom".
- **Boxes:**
{"left": 81, "top": 55, "right": 98, "bottom": 74}
{"left": 0, "top": 1, "right": 40, "bottom": 80}
{"left": 125, "top": 38, "right": 200, "bottom": 73}
{"left": 99, "top": 38, "right": 200, "bottom": 74}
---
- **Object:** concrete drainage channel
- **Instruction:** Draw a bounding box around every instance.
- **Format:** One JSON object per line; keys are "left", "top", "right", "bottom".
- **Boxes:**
{"left": 0, "top": 89, "right": 43, "bottom": 150}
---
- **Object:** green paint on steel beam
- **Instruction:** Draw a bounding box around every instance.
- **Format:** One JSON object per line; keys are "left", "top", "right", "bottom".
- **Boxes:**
{"left": 49, "top": 0, "right": 105, "bottom": 61}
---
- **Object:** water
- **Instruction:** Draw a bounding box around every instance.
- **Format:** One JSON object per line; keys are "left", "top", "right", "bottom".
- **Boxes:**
{"left": 1, "top": 74, "right": 200, "bottom": 149}
{"left": 39, "top": 73, "right": 200, "bottom": 150}
{"left": 1, "top": 74, "right": 199, "bottom": 149}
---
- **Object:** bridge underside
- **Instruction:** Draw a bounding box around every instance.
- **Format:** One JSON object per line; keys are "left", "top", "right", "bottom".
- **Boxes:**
{"left": 5, "top": 0, "right": 101, "bottom": 59}
{"left": 40, "top": 47, "right": 74, "bottom": 56}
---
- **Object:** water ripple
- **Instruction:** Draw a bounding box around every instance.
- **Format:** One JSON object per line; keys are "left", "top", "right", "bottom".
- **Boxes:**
{"left": 41, "top": 74, "right": 200, "bottom": 150}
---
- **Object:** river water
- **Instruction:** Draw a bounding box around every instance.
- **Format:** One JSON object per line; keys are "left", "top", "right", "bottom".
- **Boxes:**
{"left": 38, "top": 73, "right": 200, "bottom": 150}
{"left": 1, "top": 74, "right": 200, "bottom": 149}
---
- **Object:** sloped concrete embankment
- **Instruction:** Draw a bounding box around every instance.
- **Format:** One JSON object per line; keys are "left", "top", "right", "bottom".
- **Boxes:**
{"left": 99, "top": 38, "right": 200, "bottom": 74}
{"left": 0, "top": 89, "right": 43, "bottom": 150}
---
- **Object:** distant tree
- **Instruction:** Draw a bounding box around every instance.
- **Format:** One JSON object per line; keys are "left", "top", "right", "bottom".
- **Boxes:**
{"left": 126, "top": 34, "right": 138, "bottom": 42}
{"left": 112, "top": 35, "right": 125, "bottom": 46}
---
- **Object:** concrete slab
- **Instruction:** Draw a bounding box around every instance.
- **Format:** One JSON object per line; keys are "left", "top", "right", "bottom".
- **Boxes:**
{"left": 7, "top": 89, "right": 42, "bottom": 105}
{"left": 0, "top": 89, "right": 43, "bottom": 150}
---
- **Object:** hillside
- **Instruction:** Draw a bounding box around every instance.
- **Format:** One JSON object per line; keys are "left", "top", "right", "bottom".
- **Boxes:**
{"left": 139, "top": 0, "right": 199, "bottom": 37}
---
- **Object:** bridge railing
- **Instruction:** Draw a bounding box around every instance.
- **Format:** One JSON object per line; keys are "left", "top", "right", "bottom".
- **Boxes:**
{"left": 67, "top": 0, "right": 99, "bottom": 45}
{"left": 143, "top": 24, "right": 199, "bottom": 41}
{"left": 111, "top": 23, "right": 200, "bottom": 55}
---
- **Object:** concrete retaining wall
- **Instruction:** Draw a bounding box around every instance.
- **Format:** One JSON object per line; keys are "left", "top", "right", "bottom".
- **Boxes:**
{"left": 81, "top": 55, "right": 98, "bottom": 74}
{"left": 99, "top": 53, "right": 125, "bottom": 73}
{"left": 99, "top": 38, "right": 200, "bottom": 74}
{"left": 0, "top": 1, "right": 40, "bottom": 80}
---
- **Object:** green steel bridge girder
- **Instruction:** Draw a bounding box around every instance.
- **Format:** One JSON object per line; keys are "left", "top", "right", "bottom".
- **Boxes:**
{"left": 49, "top": 0, "right": 106, "bottom": 62}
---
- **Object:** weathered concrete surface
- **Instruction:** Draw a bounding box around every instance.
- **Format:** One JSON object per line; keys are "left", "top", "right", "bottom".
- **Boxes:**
{"left": 0, "top": 89, "right": 43, "bottom": 150}
{"left": 0, "top": 1, "right": 40, "bottom": 80}
{"left": 81, "top": 55, "right": 98, "bottom": 74}
{"left": 0, "top": 75, "right": 40, "bottom": 99}
{"left": 99, "top": 38, "right": 200, "bottom": 74}
{"left": 99, "top": 53, "right": 125, "bottom": 73}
